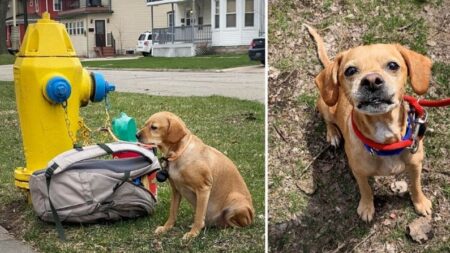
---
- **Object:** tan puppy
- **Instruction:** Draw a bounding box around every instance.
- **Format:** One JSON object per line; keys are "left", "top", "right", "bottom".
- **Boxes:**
{"left": 137, "top": 111, "right": 254, "bottom": 239}
{"left": 306, "top": 25, "right": 432, "bottom": 222}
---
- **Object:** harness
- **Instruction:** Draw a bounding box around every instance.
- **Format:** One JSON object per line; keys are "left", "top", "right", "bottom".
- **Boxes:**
{"left": 351, "top": 95, "right": 450, "bottom": 156}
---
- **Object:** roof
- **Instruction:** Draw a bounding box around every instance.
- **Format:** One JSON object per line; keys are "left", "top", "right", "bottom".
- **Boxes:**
{"left": 6, "top": 13, "right": 42, "bottom": 22}
{"left": 146, "top": 0, "right": 186, "bottom": 7}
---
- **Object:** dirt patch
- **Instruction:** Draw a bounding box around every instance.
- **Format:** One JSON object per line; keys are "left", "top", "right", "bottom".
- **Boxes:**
{"left": 0, "top": 200, "right": 28, "bottom": 237}
{"left": 268, "top": 0, "right": 450, "bottom": 252}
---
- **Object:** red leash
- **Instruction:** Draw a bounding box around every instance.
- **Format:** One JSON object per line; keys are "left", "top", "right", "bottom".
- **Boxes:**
{"left": 352, "top": 95, "right": 449, "bottom": 154}
{"left": 404, "top": 95, "right": 450, "bottom": 117}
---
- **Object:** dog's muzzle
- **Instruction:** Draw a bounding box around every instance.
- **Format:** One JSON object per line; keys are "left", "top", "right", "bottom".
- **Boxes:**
{"left": 354, "top": 74, "right": 396, "bottom": 114}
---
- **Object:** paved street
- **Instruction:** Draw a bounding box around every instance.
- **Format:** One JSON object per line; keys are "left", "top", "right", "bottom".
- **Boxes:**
{"left": 0, "top": 65, "right": 265, "bottom": 103}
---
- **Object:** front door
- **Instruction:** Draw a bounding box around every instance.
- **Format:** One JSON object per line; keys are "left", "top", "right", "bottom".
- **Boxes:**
{"left": 95, "top": 20, "right": 106, "bottom": 47}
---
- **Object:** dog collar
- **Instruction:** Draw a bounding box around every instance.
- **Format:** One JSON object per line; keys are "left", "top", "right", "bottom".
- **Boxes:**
{"left": 351, "top": 95, "right": 427, "bottom": 156}
{"left": 165, "top": 134, "right": 193, "bottom": 161}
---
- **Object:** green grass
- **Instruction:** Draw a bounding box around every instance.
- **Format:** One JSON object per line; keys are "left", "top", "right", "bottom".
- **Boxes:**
{"left": 297, "top": 93, "right": 317, "bottom": 108}
{"left": 432, "top": 62, "right": 450, "bottom": 92}
{"left": 0, "top": 81, "right": 264, "bottom": 252}
{"left": 349, "top": 0, "right": 429, "bottom": 53}
{"left": 81, "top": 54, "right": 259, "bottom": 70}
{"left": 0, "top": 54, "right": 15, "bottom": 65}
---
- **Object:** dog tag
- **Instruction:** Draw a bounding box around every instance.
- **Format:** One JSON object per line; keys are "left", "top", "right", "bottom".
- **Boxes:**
{"left": 156, "top": 170, "right": 169, "bottom": 182}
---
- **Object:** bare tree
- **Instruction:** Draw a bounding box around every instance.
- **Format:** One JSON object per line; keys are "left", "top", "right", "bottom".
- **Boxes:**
{"left": 0, "top": 0, "right": 9, "bottom": 53}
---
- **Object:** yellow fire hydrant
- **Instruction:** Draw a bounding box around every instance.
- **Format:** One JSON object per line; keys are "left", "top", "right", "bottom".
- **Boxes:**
{"left": 13, "top": 12, "right": 115, "bottom": 190}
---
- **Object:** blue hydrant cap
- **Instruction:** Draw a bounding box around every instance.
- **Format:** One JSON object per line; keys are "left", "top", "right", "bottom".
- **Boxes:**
{"left": 46, "top": 77, "right": 71, "bottom": 103}
{"left": 91, "top": 72, "right": 115, "bottom": 102}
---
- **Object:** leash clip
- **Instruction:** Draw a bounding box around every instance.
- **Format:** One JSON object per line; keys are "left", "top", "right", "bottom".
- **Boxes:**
{"left": 409, "top": 111, "right": 427, "bottom": 154}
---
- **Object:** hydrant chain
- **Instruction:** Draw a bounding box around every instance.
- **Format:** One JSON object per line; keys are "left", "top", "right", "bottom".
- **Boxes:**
{"left": 62, "top": 103, "right": 76, "bottom": 147}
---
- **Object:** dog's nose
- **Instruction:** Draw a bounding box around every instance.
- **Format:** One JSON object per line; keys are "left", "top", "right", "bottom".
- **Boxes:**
{"left": 361, "top": 73, "right": 384, "bottom": 91}
{"left": 135, "top": 133, "right": 140, "bottom": 140}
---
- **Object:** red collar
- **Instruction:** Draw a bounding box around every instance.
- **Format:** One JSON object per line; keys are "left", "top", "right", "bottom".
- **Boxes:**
{"left": 351, "top": 95, "right": 426, "bottom": 154}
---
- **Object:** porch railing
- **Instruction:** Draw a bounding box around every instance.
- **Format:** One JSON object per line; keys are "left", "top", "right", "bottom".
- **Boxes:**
{"left": 153, "top": 25, "right": 212, "bottom": 45}
{"left": 61, "top": 0, "right": 111, "bottom": 12}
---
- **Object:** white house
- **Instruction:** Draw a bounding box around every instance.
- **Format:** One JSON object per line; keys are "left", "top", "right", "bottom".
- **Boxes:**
{"left": 57, "top": 0, "right": 170, "bottom": 58}
{"left": 147, "top": 0, "right": 265, "bottom": 57}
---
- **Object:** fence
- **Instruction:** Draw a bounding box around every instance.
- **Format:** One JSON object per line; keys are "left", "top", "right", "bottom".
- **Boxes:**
{"left": 153, "top": 25, "right": 212, "bottom": 44}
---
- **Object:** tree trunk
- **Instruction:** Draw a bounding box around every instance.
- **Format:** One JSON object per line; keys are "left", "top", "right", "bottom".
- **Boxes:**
{"left": 0, "top": 0, "right": 9, "bottom": 54}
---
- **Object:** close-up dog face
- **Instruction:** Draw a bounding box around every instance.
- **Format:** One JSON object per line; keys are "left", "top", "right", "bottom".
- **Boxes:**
{"left": 316, "top": 44, "right": 432, "bottom": 115}
{"left": 340, "top": 44, "right": 407, "bottom": 115}
{"left": 137, "top": 112, "right": 188, "bottom": 145}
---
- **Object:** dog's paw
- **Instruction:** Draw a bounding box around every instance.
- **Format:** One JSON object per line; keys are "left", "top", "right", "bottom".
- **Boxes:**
{"left": 413, "top": 196, "right": 432, "bottom": 216}
{"left": 326, "top": 124, "right": 342, "bottom": 147}
{"left": 154, "top": 225, "right": 171, "bottom": 235}
{"left": 182, "top": 231, "right": 199, "bottom": 240}
{"left": 357, "top": 201, "right": 375, "bottom": 222}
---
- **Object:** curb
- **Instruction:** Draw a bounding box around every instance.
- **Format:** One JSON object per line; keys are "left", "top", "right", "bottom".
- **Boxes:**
{"left": 0, "top": 226, "right": 36, "bottom": 253}
{"left": 84, "top": 65, "right": 263, "bottom": 73}
{"left": 84, "top": 67, "right": 226, "bottom": 73}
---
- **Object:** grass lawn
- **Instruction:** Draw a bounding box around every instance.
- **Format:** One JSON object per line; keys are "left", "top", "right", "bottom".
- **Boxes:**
{"left": 0, "top": 54, "right": 15, "bottom": 65}
{"left": 269, "top": 0, "right": 449, "bottom": 252}
{"left": 82, "top": 54, "right": 260, "bottom": 70}
{"left": 0, "top": 81, "right": 265, "bottom": 252}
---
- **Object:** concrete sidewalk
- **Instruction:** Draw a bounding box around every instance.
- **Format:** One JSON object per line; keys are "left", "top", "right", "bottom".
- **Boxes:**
{"left": 0, "top": 226, "right": 36, "bottom": 253}
{"left": 0, "top": 64, "right": 265, "bottom": 103}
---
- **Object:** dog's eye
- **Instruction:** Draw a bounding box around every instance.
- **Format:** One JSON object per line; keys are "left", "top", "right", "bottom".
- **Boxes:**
{"left": 344, "top": 66, "right": 358, "bottom": 77}
{"left": 387, "top": 61, "right": 400, "bottom": 71}
{"left": 150, "top": 125, "right": 157, "bottom": 130}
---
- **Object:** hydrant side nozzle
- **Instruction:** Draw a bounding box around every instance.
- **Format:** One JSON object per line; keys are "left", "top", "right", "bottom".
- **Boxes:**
{"left": 44, "top": 76, "right": 72, "bottom": 104}
{"left": 90, "top": 72, "right": 115, "bottom": 102}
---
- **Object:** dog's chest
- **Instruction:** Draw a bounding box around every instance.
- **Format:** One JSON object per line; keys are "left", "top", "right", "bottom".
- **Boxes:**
{"left": 168, "top": 164, "right": 197, "bottom": 204}
{"left": 373, "top": 122, "right": 397, "bottom": 143}
{"left": 372, "top": 155, "right": 406, "bottom": 176}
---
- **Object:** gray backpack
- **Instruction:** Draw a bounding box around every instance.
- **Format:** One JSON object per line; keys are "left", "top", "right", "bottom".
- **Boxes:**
{"left": 29, "top": 142, "right": 160, "bottom": 240}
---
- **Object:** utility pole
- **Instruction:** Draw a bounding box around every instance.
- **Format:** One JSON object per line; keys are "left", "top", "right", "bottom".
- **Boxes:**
{"left": 23, "top": 0, "right": 28, "bottom": 31}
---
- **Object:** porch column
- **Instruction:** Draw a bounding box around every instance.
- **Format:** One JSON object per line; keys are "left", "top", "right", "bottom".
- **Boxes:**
{"left": 151, "top": 6, "right": 154, "bottom": 44}
{"left": 11, "top": 0, "right": 19, "bottom": 49}
{"left": 12, "top": 0, "right": 16, "bottom": 26}
{"left": 192, "top": 0, "right": 195, "bottom": 43}
{"left": 171, "top": 3, "right": 174, "bottom": 44}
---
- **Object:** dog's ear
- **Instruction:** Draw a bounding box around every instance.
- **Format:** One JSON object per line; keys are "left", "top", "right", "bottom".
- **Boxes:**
{"left": 166, "top": 115, "right": 188, "bottom": 143}
{"left": 395, "top": 45, "right": 432, "bottom": 95}
{"left": 315, "top": 54, "right": 343, "bottom": 106}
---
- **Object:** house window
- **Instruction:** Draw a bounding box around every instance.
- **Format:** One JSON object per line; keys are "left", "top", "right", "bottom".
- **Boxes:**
{"left": 245, "top": 0, "right": 254, "bottom": 27}
{"left": 34, "top": 0, "right": 39, "bottom": 12}
{"left": 214, "top": 0, "right": 219, "bottom": 28}
{"left": 54, "top": 0, "right": 62, "bottom": 11}
{"left": 186, "top": 10, "right": 191, "bottom": 26}
{"left": 226, "top": 0, "right": 236, "bottom": 28}
{"left": 167, "top": 11, "right": 174, "bottom": 27}
{"left": 80, "top": 21, "right": 84, "bottom": 35}
{"left": 198, "top": 17, "right": 203, "bottom": 30}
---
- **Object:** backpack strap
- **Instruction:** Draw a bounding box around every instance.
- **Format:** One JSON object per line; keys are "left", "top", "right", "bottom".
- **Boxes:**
{"left": 97, "top": 143, "right": 114, "bottom": 154}
{"left": 48, "top": 142, "right": 158, "bottom": 176}
{"left": 45, "top": 163, "right": 66, "bottom": 240}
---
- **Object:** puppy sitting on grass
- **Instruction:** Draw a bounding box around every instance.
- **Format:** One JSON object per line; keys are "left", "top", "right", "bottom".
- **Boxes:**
{"left": 137, "top": 111, "right": 254, "bottom": 240}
